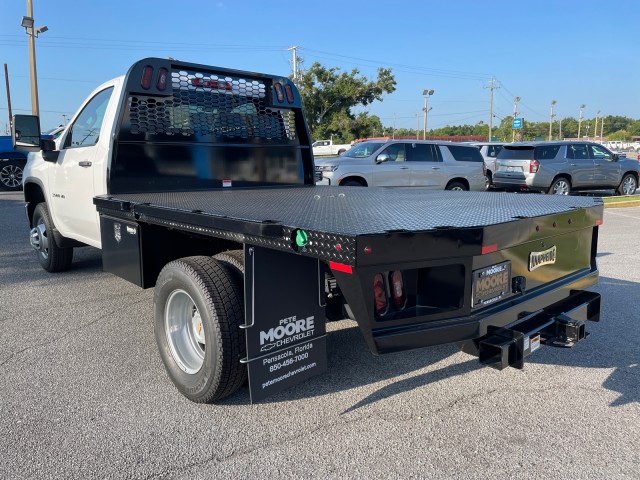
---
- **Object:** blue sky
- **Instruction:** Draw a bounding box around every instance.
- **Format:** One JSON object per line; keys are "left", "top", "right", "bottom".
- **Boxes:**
{"left": 1, "top": 0, "right": 637, "bottom": 133}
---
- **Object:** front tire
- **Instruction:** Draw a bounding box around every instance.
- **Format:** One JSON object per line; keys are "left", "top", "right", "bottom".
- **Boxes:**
{"left": 0, "top": 159, "right": 25, "bottom": 191}
{"left": 154, "top": 256, "right": 246, "bottom": 403}
{"left": 31, "top": 203, "right": 73, "bottom": 272}
{"left": 617, "top": 174, "right": 638, "bottom": 196}
{"left": 547, "top": 177, "right": 571, "bottom": 195}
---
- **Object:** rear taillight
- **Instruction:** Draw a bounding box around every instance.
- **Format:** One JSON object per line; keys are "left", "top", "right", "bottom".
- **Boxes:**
{"left": 530, "top": 159, "right": 540, "bottom": 173}
{"left": 390, "top": 271, "right": 406, "bottom": 308}
{"left": 141, "top": 65, "right": 154, "bottom": 90}
{"left": 373, "top": 273, "right": 388, "bottom": 315}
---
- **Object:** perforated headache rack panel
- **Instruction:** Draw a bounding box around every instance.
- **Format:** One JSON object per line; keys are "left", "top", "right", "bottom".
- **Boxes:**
{"left": 121, "top": 59, "right": 298, "bottom": 144}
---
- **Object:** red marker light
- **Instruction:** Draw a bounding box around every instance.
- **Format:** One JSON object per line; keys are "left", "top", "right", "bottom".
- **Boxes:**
{"left": 156, "top": 68, "right": 168, "bottom": 91}
{"left": 335, "top": 243, "right": 342, "bottom": 251}
{"left": 141, "top": 65, "right": 154, "bottom": 90}
{"left": 364, "top": 246, "right": 372, "bottom": 254}
{"left": 481, "top": 244, "right": 498, "bottom": 255}
{"left": 596, "top": 218, "right": 603, "bottom": 226}
{"left": 329, "top": 261, "right": 352, "bottom": 274}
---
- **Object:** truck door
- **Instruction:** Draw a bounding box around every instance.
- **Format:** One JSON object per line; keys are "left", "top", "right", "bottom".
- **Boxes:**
{"left": 565, "top": 144, "right": 595, "bottom": 188}
{"left": 49, "top": 87, "right": 114, "bottom": 246}
{"left": 588, "top": 144, "right": 621, "bottom": 187}
{"left": 406, "top": 143, "right": 445, "bottom": 188}
{"left": 372, "top": 142, "right": 412, "bottom": 186}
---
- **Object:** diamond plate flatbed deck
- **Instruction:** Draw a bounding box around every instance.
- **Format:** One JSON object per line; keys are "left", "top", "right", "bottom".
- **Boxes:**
{"left": 94, "top": 186, "right": 603, "bottom": 265}
{"left": 95, "top": 186, "right": 602, "bottom": 233}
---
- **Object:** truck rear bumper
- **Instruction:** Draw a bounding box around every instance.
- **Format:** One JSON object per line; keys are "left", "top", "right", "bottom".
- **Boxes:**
{"left": 369, "top": 270, "right": 600, "bottom": 358}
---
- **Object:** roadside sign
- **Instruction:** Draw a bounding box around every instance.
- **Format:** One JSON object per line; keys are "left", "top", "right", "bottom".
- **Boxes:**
{"left": 512, "top": 118, "right": 524, "bottom": 129}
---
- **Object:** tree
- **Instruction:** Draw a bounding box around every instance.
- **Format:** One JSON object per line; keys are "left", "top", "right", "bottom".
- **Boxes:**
{"left": 297, "top": 62, "right": 396, "bottom": 141}
{"left": 607, "top": 130, "right": 630, "bottom": 141}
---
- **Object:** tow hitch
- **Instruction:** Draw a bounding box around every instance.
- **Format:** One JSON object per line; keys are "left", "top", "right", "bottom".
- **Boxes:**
{"left": 478, "top": 291, "right": 600, "bottom": 370}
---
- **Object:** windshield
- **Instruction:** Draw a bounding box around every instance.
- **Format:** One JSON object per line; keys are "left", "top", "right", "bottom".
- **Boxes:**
{"left": 342, "top": 141, "right": 385, "bottom": 158}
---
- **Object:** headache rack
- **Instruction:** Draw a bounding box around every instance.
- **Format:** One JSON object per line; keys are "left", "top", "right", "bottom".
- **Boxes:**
{"left": 109, "top": 58, "right": 315, "bottom": 194}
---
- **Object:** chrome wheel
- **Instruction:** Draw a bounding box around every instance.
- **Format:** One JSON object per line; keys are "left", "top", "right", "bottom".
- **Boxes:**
{"left": 165, "top": 289, "right": 205, "bottom": 374}
{"left": 621, "top": 176, "right": 637, "bottom": 195}
{"left": 30, "top": 221, "right": 49, "bottom": 260}
{"left": 551, "top": 179, "right": 570, "bottom": 195}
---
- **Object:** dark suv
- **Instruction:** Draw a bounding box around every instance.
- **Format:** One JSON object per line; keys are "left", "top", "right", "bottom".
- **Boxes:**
{"left": 492, "top": 141, "right": 639, "bottom": 195}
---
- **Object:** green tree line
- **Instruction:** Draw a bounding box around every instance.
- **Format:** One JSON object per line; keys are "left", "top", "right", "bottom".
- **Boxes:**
{"left": 296, "top": 62, "right": 639, "bottom": 143}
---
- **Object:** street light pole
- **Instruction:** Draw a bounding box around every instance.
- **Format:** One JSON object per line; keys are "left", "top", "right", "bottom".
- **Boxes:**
{"left": 422, "top": 89, "right": 434, "bottom": 140}
{"left": 577, "top": 104, "right": 586, "bottom": 139}
{"left": 549, "top": 100, "right": 556, "bottom": 141}
{"left": 594, "top": 110, "right": 600, "bottom": 141}
{"left": 22, "top": 0, "right": 47, "bottom": 118}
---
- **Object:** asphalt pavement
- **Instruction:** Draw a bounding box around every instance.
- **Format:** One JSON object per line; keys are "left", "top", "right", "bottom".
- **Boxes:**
{"left": 1, "top": 190, "right": 638, "bottom": 479}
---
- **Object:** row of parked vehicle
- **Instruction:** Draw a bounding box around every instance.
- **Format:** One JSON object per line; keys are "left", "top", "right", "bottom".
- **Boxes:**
{"left": 314, "top": 139, "right": 640, "bottom": 196}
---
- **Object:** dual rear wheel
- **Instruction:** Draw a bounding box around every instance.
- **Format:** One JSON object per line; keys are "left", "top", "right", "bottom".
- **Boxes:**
{"left": 154, "top": 252, "right": 247, "bottom": 403}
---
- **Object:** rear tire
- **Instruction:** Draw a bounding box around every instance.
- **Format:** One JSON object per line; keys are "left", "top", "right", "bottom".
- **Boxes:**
{"left": 617, "top": 174, "right": 638, "bottom": 196}
{"left": 31, "top": 203, "right": 73, "bottom": 272}
{"left": 445, "top": 181, "right": 468, "bottom": 191}
{"left": 337, "top": 149, "right": 346, "bottom": 155}
{"left": 154, "top": 256, "right": 247, "bottom": 403}
{"left": 0, "top": 159, "right": 25, "bottom": 191}
{"left": 341, "top": 180, "right": 365, "bottom": 186}
{"left": 547, "top": 177, "right": 571, "bottom": 195}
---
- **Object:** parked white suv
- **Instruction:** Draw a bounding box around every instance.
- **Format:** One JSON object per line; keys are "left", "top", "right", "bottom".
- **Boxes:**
{"left": 314, "top": 140, "right": 487, "bottom": 191}
{"left": 468, "top": 142, "right": 505, "bottom": 189}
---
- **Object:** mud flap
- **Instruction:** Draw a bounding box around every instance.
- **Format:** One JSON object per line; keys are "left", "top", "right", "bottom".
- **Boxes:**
{"left": 241, "top": 245, "right": 327, "bottom": 403}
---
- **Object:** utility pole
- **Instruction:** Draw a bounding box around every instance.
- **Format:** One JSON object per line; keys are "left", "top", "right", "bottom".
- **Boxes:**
{"left": 549, "top": 100, "right": 556, "bottom": 141}
{"left": 559, "top": 117, "right": 563, "bottom": 140}
{"left": 600, "top": 117, "right": 605, "bottom": 139}
{"left": 422, "top": 89, "right": 434, "bottom": 140}
{"left": 4, "top": 64, "right": 12, "bottom": 130}
{"left": 484, "top": 77, "right": 498, "bottom": 142}
{"left": 416, "top": 113, "right": 419, "bottom": 140}
{"left": 594, "top": 110, "right": 600, "bottom": 141}
{"left": 512, "top": 96, "right": 520, "bottom": 142}
{"left": 287, "top": 46, "right": 302, "bottom": 82}
{"left": 393, "top": 113, "right": 396, "bottom": 140}
{"left": 577, "top": 104, "right": 586, "bottom": 139}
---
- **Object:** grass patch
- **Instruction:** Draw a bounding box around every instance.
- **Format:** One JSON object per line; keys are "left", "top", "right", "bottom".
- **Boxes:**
{"left": 603, "top": 194, "right": 640, "bottom": 208}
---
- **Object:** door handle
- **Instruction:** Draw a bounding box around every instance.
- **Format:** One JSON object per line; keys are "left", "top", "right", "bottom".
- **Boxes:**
{"left": 400, "top": 166, "right": 409, "bottom": 170}
{"left": 79, "top": 161, "right": 92, "bottom": 167}
{"left": 431, "top": 167, "right": 440, "bottom": 170}
{"left": 570, "top": 163, "right": 577, "bottom": 166}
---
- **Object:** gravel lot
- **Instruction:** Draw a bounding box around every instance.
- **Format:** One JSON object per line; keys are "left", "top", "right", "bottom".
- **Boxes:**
{"left": 1, "top": 190, "right": 638, "bottom": 479}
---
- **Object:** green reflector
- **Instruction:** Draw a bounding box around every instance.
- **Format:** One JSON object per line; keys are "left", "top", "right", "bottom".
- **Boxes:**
{"left": 295, "top": 229, "right": 309, "bottom": 247}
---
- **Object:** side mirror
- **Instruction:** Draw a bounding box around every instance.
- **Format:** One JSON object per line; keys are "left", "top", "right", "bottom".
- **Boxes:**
{"left": 612, "top": 153, "right": 619, "bottom": 161}
{"left": 376, "top": 153, "right": 391, "bottom": 164}
{"left": 12, "top": 114, "right": 42, "bottom": 152}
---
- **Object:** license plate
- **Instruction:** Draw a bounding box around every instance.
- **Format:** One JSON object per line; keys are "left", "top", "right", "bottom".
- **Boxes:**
{"left": 472, "top": 261, "right": 512, "bottom": 308}
{"left": 507, "top": 166, "right": 516, "bottom": 172}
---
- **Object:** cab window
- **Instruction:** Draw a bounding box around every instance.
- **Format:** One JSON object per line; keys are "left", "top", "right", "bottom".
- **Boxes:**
{"left": 65, "top": 87, "right": 114, "bottom": 148}
{"left": 589, "top": 144, "right": 613, "bottom": 160}
{"left": 407, "top": 143, "right": 440, "bottom": 162}
{"left": 381, "top": 143, "right": 407, "bottom": 161}
{"left": 566, "top": 144, "right": 589, "bottom": 160}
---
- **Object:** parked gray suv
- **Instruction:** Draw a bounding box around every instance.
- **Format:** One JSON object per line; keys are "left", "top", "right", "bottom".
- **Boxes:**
{"left": 492, "top": 141, "right": 639, "bottom": 195}
{"left": 314, "top": 140, "right": 487, "bottom": 191}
